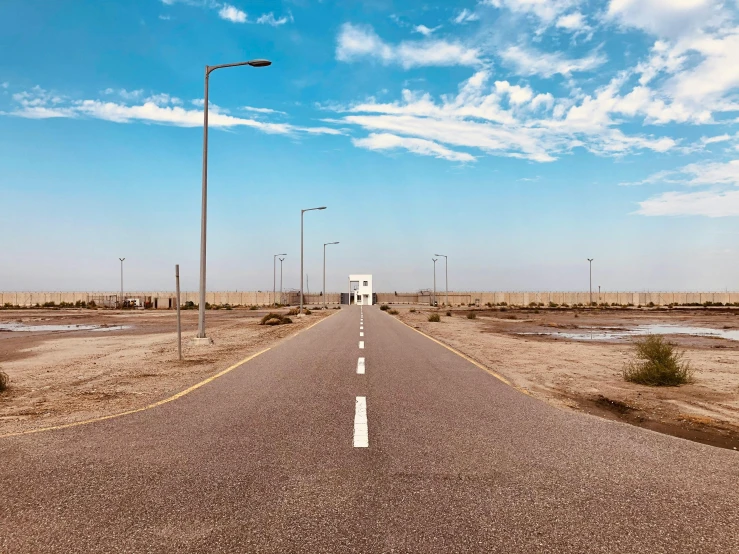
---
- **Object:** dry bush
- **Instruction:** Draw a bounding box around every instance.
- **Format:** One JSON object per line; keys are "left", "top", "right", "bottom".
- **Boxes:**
{"left": 623, "top": 335, "right": 693, "bottom": 386}
{"left": 467, "top": 312, "right": 476, "bottom": 319}
{"left": 389, "top": 309, "right": 399, "bottom": 315}
{"left": 428, "top": 313, "right": 441, "bottom": 322}
{"left": 0, "top": 370, "right": 9, "bottom": 392}
{"left": 380, "top": 305, "right": 390, "bottom": 311}
{"left": 446, "top": 311, "right": 452, "bottom": 316}
{"left": 286, "top": 308, "right": 299, "bottom": 316}
{"left": 259, "top": 313, "right": 293, "bottom": 326}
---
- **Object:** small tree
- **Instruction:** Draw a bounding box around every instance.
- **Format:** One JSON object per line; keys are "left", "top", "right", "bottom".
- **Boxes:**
{"left": 623, "top": 335, "right": 693, "bottom": 386}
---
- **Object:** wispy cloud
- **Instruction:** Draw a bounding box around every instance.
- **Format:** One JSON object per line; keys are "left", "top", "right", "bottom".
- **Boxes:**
{"left": 241, "top": 105, "right": 287, "bottom": 115}
{"left": 256, "top": 12, "right": 291, "bottom": 26}
{"left": 5, "top": 86, "right": 341, "bottom": 137}
{"left": 353, "top": 133, "right": 475, "bottom": 162}
{"left": 500, "top": 44, "right": 606, "bottom": 78}
{"left": 413, "top": 25, "right": 439, "bottom": 37}
{"left": 453, "top": 9, "right": 479, "bottom": 24}
{"left": 336, "top": 23, "right": 482, "bottom": 68}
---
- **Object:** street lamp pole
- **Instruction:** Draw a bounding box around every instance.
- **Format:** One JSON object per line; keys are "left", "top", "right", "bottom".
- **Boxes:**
{"left": 119, "top": 258, "right": 125, "bottom": 308}
{"left": 435, "top": 254, "right": 448, "bottom": 306}
{"left": 588, "top": 258, "right": 594, "bottom": 307}
{"left": 279, "top": 257, "right": 285, "bottom": 305}
{"left": 273, "top": 253, "right": 286, "bottom": 306}
{"left": 300, "top": 207, "right": 327, "bottom": 314}
{"left": 323, "top": 242, "right": 339, "bottom": 309}
{"left": 197, "top": 58, "right": 272, "bottom": 340}
{"left": 432, "top": 258, "right": 438, "bottom": 307}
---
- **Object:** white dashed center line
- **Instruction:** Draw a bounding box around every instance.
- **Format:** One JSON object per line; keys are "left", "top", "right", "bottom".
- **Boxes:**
{"left": 360, "top": 332, "right": 364, "bottom": 337}
{"left": 357, "top": 357, "right": 365, "bottom": 375}
{"left": 359, "top": 341, "right": 364, "bottom": 349}
{"left": 354, "top": 396, "right": 368, "bottom": 448}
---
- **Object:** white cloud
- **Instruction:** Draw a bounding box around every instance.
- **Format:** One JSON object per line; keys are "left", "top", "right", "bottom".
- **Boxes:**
{"left": 607, "top": 0, "right": 726, "bottom": 38}
{"left": 5, "top": 86, "right": 341, "bottom": 137}
{"left": 500, "top": 45, "right": 606, "bottom": 77}
{"left": 1, "top": 82, "right": 8, "bottom": 89}
{"left": 257, "top": 12, "right": 289, "bottom": 26}
{"left": 556, "top": 12, "right": 590, "bottom": 33}
{"left": 336, "top": 23, "right": 482, "bottom": 68}
{"left": 453, "top": 9, "right": 479, "bottom": 24}
{"left": 413, "top": 25, "right": 439, "bottom": 37}
{"left": 218, "top": 4, "right": 247, "bottom": 23}
{"left": 701, "top": 134, "right": 732, "bottom": 145}
{"left": 636, "top": 189, "right": 739, "bottom": 217}
{"left": 241, "top": 105, "right": 287, "bottom": 115}
{"left": 159, "top": 14, "right": 171, "bottom": 20}
{"left": 353, "top": 133, "right": 475, "bottom": 162}
{"left": 483, "top": 0, "right": 581, "bottom": 25}
{"left": 635, "top": 160, "right": 739, "bottom": 217}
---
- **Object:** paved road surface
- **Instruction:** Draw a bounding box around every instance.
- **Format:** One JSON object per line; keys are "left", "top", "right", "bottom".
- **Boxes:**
{"left": 2, "top": 306, "right": 738, "bottom": 553}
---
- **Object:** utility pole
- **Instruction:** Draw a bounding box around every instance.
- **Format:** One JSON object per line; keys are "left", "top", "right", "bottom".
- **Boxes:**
{"left": 300, "top": 206, "right": 326, "bottom": 314}
{"left": 435, "top": 254, "right": 448, "bottom": 306}
{"left": 588, "top": 258, "right": 594, "bottom": 307}
{"left": 432, "top": 258, "right": 438, "bottom": 307}
{"left": 279, "top": 257, "right": 285, "bottom": 306}
{"left": 273, "top": 253, "right": 286, "bottom": 306}
{"left": 119, "top": 258, "right": 125, "bottom": 308}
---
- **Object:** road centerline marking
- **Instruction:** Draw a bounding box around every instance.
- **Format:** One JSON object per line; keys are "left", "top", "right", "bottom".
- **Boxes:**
{"left": 357, "top": 357, "right": 365, "bottom": 375}
{"left": 354, "top": 396, "right": 368, "bottom": 448}
{"left": 359, "top": 341, "right": 364, "bottom": 349}
{"left": 360, "top": 331, "right": 364, "bottom": 337}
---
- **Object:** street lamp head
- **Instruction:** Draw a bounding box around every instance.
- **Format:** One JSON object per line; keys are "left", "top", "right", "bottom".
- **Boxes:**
{"left": 326, "top": 241, "right": 339, "bottom": 245}
{"left": 278, "top": 253, "right": 287, "bottom": 256}
{"left": 247, "top": 59, "right": 272, "bottom": 67}
{"left": 318, "top": 206, "right": 327, "bottom": 210}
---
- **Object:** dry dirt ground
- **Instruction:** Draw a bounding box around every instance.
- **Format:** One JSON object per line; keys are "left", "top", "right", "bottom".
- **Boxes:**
{"left": 394, "top": 306, "right": 739, "bottom": 450}
{"left": 0, "top": 307, "right": 334, "bottom": 436}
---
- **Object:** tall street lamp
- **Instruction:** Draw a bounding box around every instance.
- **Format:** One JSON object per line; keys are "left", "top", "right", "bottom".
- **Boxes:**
{"left": 432, "top": 258, "right": 438, "bottom": 307}
{"left": 119, "top": 258, "right": 125, "bottom": 308}
{"left": 273, "top": 253, "right": 286, "bottom": 306}
{"left": 587, "top": 258, "right": 594, "bottom": 307}
{"left": 323, "top": 242, "right": 339, "bottom": 309}
{"left": 301, "top": 207, "right": 326, "bottom": 314}
{"left": 197, "top": 58, "right": 272, "bottom": 340}
{"left": 435, "top": 254, "right": 448, "bottom": 307}
{"left": 279, "top": 257, "right": 286, "bottom": 306}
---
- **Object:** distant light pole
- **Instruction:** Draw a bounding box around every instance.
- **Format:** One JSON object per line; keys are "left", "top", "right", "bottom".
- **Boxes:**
{"left": 279, "top": 257, "right": 286, "bottom": 305}
{"left": 300, "top": 206, "right": 326, "bottom": 314}
{"left": 588, "top": 258, "right": 594, "bottom": 307}
{"left": 435, "top": 254, "right": 448, "bottom": 306}
{"left": 197, "top": 58, "right": 272, "bottom": 340}
{"left": 432, "top": 258, "right": 438, "bottom": 307}
{"left": 273, "top": 253, "right": 286, "bottom": 306}
{"left": 598, "top": 285, "right": 601, "bottom": 304}
{"left": 119, "top": 258, "right": 125, "bottom": 308}
{"left": 323, "top": 241, "right": 339, "bottom": 309}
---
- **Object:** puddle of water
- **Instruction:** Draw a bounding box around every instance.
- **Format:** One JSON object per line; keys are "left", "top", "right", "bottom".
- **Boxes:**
{"left": 0, "top": 323, "right": 130, "bottom": 333}
{"left": 521, "top": 324, "right": 739, "bottom": 342}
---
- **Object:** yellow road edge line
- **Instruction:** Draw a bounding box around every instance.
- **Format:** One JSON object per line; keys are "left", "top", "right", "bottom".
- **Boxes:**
{"left": 393, "top": 314, "right": 532, "bottom": 395}
{"left": 0, "top": 309, "right": 339, "bottom": 440}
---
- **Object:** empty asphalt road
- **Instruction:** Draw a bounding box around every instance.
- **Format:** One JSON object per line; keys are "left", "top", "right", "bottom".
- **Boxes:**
{"left": 2, "top": 305, "right": 738, "bottom": 553}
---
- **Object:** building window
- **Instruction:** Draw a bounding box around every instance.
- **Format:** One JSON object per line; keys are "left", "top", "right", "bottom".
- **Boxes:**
{"left": 363, "top": 281, "right": 368, "bottom": 286}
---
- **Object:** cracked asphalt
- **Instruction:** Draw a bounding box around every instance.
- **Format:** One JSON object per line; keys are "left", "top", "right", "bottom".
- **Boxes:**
{"left": 1, "top": 305, "right": 738, "bottom": 553}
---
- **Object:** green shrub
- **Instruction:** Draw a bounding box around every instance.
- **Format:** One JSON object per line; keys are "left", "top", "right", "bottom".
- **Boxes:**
{"left": 380, "top": 305, "right": 390, "bottom": 311}
{"left": 428, "top": 313, "right": 441, "bottom": 322}
{"left": 623, "top": 335, "right": 693, "bottom": 386}
{"left": 446, "top": 311, "right": 452, "bottom": 317}
{"left": 0, "top": 370, "right": 8, "bottom": 392}
{"left": 389, "top": 309, "right": 399, "bottom": 315}
{"left": 549, "top": 302, "right": 559, "bottom": 308}
{"left": 249, "top": 305, "right": 258, "bottom": 310}
{"left": 409, "top": 308, "right": 416, "bottom": 313}
{"left": 467, "top": 312, "right": 476, "bottom": 319}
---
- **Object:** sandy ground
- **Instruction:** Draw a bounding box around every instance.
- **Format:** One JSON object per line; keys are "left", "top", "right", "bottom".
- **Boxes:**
{"left": 0, "top": 307, "right": 334, "bottom": 436}
{"left": 394, "top": 306, "right": 739, "bottom": 450}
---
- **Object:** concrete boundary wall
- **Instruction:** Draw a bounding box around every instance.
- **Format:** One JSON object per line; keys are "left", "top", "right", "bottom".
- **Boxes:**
{"left": 2, "top": 291, "right": 739, "bottom": 308}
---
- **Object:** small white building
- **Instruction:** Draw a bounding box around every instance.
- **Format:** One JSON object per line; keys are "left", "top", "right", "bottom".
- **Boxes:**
{"left": 349, "top": 274, "right": 373, "bottom": 305}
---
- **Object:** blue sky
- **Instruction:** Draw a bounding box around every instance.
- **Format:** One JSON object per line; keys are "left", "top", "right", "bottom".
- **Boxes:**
{"left": 1, "top": 0, "right": 739, "bottom": 293}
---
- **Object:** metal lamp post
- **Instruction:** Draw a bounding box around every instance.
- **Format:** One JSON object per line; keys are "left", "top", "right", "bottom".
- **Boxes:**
{"left": 587, "top": 258, "right": 594, "bottom": 307}
{"left": 432, "top": 258, "right": 438, "bottom": 307}
{"left": 300, "top": 207, "right": 327, "bottom": 314}
{"left": 323, "top": 242, "right": 339, "bottom": 309}
{"left": 197, "top": 58, "right": 272, "bottom": 340}
{"left": 435, "top": 254, "right": 448, "bottom": 307}
{"left": 119, "top": 258, "right": 125, "bottom": 308}
{"left": 279, "top": 257, "right": 286, "bottom": 305}
{"left": 273, "top": 253, "right": 286, "bottom": 306}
